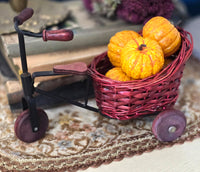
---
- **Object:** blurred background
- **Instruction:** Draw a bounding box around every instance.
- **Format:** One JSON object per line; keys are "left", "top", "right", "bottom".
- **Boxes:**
{"left": 0, "top": 0, "right": 200, "bottom": 78}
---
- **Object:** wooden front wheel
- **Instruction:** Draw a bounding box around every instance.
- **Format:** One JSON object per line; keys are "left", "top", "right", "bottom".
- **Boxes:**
{"left": 14, "top": 109, "right": 49, "bottom": 143}
{"left": 152, "top": 109, "right": 186, "bottom": 142}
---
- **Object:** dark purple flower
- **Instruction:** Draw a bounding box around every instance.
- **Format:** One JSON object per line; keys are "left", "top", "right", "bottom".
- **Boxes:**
{"left": 82, "top": 0, "right": 120, "bottom": 18}
{"left": 116, "top": 0, "right": 174, "bottom": 24}
{"left": 82, "top": 0, "right": 93, "bottom": 12}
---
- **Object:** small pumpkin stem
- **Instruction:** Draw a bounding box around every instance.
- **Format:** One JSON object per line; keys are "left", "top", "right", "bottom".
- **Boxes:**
{"left": 138, "top": 44, "right": 146, "bottom": 51}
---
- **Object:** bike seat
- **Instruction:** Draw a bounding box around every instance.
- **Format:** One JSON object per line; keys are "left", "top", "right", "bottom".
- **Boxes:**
{"left": 53, "top": 62, "right": 88, "bottom": 75}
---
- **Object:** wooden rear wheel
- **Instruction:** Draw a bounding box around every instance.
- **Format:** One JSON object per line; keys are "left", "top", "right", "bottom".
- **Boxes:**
{"left": 14, "top": 108, "right": 49, "bottom": 143}
{"left": 152, "top": 109, "right": 186, "bottom": 142}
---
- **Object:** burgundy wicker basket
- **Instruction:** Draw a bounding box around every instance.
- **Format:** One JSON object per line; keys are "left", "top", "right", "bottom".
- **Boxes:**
{"left": 88, "top": 28, "right": 193, "bottom": 120}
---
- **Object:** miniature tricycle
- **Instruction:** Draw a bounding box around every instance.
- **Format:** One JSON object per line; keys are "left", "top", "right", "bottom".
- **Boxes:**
{"left": 13, "top": 8, "right": 193, "bottom": 143}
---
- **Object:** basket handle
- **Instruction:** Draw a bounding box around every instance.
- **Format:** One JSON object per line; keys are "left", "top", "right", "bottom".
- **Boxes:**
{"left": 53, "top": 62, "right": 88, "bottom": 75}
{"left": 178, "top": 27, "right": 193, "bottom": 64}
{"left": 13, "top": 8, "right": 34, "bottom": 25}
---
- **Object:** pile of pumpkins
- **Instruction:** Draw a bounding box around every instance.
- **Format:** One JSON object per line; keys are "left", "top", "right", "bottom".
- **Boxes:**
{"left": 105, "top": 16, "right": 181, "bottom": 81}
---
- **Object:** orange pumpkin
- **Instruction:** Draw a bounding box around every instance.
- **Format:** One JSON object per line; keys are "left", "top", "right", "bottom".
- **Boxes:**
{"left": 105, "top": 67, "right": 132, "bottom": 81}
{"left": 142, "top": 16, "right": 181, "bottom": 57}
{"left": 107, "top": 30, "right": 141, "bottom": 67}
{"left": 121, "top": 37, "right": 164, "bottom": 79}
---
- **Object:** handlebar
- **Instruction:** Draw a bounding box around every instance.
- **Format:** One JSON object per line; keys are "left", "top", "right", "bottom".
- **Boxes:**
{"left": 13, "top": 8, "right": 34, "bottom": 25}
{"left": 14, "top": 8, "right": 74, "bottom": 42}
{"left": 42, "top": 29, "right": 73, "bottom": 41}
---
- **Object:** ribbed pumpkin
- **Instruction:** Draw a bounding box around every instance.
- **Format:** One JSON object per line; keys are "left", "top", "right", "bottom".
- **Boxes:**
{"left": 142, "top": 16, "right": 181, "bottom": 57}
{"left": 105, "top": 67, "right": 132, "bottom": 81}
{"left": 121, "top": 37, "right": 164, "bottom": 79}
{"left": 107, "top": 30, "right": 141, "bottom": 67}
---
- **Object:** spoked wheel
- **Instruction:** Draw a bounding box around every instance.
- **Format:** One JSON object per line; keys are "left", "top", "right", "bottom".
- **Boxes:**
{"left": 152, "top": 109, "right": 186, "bottom": 142}
{"left": 14, "top": 108, "right": 49, "bottom": 143}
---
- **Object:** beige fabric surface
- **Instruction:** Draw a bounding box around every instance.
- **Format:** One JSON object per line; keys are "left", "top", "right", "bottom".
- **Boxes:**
{"left": 85, "top": 138, "right": 200, "bottom": 172}
{"left": 0, "top": 57, "right": 200, "bottom": 171}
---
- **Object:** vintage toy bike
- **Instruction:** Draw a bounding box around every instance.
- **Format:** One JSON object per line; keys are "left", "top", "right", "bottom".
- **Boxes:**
{"left": 13, "top": 8, "right": 193, "bottom": 143}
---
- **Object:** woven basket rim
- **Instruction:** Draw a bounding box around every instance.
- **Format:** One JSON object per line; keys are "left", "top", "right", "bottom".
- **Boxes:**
{"left": 88, "top": 27, "right": 193, "bottom": 89}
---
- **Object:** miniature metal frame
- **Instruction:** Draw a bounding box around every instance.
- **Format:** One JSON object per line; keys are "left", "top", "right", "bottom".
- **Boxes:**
{"left": 14, "top": 18, "right": 98, "bottom": 133}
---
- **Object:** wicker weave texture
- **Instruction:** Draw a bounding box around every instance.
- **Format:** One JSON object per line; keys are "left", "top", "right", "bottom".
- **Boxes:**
{"left": 89, "top": 28, "right": 193, "bottom": 120}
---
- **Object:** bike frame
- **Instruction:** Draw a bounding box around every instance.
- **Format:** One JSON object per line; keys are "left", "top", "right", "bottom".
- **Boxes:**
{"left": 14, "top": 20, "right": 98, "bottom": 133}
